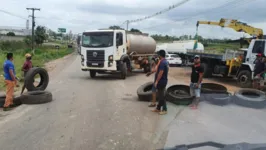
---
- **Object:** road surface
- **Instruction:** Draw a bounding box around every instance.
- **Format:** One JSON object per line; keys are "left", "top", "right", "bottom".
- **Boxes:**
{"left": 0, "top": 54, "right": 167, "bottom": 150}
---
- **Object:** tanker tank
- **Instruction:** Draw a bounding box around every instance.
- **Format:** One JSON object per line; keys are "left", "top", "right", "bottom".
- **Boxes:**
{"left": 126, "top": 33, "right": 156, "bottom": 54}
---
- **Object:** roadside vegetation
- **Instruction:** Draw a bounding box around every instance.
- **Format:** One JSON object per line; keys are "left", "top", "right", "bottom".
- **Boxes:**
{"left": 0, "top": 26, "right": 74, "bottom": 91}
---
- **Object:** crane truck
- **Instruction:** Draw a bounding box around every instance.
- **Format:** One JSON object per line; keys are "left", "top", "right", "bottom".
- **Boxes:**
{"left": 185, "top": 39, "right": 266, "bottom": 88}
{"left": 80, "top": 29, "right": 156, "bottom": 79}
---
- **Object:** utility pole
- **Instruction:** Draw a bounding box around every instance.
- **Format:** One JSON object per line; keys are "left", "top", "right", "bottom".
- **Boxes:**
{"left": 126, "top": 20, "right": 129, "bottom": 31}
{"left": 26, "top": 8, "right": 40, "bottom": 52}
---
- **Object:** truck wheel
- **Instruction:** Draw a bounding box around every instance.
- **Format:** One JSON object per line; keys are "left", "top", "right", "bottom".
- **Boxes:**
{"left": 237, "top": 70, "right": 252, "bottom": 88}
{"left": 144, "top": 64, "right": 151, "bottom": 73}
{"left": 201, "top": 63, "right": 212, "bottom": 78}
{"left": 121, "top": 62, "right": 127, "bottom": 79}
{"left": 90, "top": 71, "right": 96, "bottom": 78}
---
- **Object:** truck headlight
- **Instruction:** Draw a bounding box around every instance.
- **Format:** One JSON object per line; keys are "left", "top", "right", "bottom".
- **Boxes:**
{"left": 81, "top": 54, "right": 84, "bottom": 62}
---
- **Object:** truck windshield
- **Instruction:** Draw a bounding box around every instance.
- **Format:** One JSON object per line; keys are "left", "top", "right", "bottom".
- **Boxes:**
{"left": 82, "top": 32, "right": 114, "bottom": 48}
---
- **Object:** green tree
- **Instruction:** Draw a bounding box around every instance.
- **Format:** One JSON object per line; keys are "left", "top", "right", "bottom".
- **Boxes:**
{"left": 35, "top": 26, "right": 47, "bottom": 45}
{"left": 6, "top": 32, "right": 15, "bottom": 36}
{"left": 24, "top": 35, "right": 32, "bottom": 47}
{"left": 130, "top": 28, "right": 142, "bottom": 33}
{"left": 109, "top": 25, "right": 123, "bottom": 30}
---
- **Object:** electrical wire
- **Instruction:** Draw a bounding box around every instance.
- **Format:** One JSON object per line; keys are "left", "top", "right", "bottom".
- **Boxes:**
{"left": 128, "top": 0, "right": 190, "bottom": 23}
{"left": 141, "top": 0, "right": 254, "bottom": 30}
{"left": 0, "top": 9, "right": 27, "bottom": 20}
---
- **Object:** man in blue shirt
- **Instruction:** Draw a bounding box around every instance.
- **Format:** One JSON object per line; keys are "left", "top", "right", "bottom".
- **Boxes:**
{"left": 3, "top": 53, "right": 18, "bottom": 111}
{"left": 152, "top": 50, "right": 168, "bottom": 115}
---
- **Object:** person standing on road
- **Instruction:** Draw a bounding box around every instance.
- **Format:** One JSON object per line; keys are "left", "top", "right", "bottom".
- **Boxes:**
{"left": 253, "top": 53, "right": 265, "bottom": 90}
{"left": 189, "top": 55, "right": 204, "bottom": 109}
{"left": 146, "top": 56, "right": 160, "bottom": 107}
{"left": 3, "top": 53, "right": 19, "bottom": 111}
{"left": 22, "top": 53, "right": 33, "bottom": 77}
{"left": 152, "top": 50, "right": 168, "bottom": 115}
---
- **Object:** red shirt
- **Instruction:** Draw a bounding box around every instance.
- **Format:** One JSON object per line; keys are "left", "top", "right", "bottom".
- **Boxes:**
{"left": 23, "top": 60, "right": 32, "bottom": 72}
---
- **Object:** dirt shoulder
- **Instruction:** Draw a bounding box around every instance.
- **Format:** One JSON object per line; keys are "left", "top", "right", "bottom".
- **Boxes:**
{"left": 168, "top": 66, "right": 240, "bottom": 93}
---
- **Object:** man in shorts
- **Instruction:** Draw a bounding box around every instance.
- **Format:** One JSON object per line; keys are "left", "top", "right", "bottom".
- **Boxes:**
{"left": 189, "top": 55, "right": 204, "bottom": 109}
{"left": 146, "top": 56, "right": 160, "bottom": 107}
{"left": 253, "top": 53, "right": 265, "bottom": 90}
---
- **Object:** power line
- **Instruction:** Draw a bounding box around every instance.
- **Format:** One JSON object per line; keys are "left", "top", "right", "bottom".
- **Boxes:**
{"left": 141, "top": 0, "right": 253, "bottom": 30}
{"left": 120, "top": 0, "right": 190, "bottom": 30}
{"left": 129, "top": 0, "right": 190, "bottom": 23}
{"left": 0, "top": 9, "right": 27, "bottom": 20}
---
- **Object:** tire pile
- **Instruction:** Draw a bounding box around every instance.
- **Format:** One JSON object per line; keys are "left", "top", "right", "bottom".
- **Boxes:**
{"left": 0, "top": 67, "right": 52, "bottom": 107}
{"left": 136, "top": 82, "right": 266, "bottom": 109}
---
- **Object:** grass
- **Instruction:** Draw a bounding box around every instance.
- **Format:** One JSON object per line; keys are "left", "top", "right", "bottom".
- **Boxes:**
{"left": 0, "top": 46, "right": 73, "bottom": 91}
{"left": 204, "top": 43, "right": 244, "bottom": 53}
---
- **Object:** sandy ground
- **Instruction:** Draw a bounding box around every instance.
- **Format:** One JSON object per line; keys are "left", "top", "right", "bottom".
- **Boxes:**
{"left": 168, "top": 66, "right": 240, "bottom": 93}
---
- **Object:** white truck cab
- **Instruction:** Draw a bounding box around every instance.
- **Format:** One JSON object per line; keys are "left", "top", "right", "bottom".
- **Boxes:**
{"left": 80, "top": 29, "right": 156, "bottom": 79}
{"left": 236, "top": 39, "right": 266, "bottom": 87}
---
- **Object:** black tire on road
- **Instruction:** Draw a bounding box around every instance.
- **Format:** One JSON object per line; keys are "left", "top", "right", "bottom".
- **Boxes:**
{"left": 0, "top": 94, "right": 22, "bottom": 107}
{"left": 237, "top": 70, "right": 252, "bottom": 88}
{"left": 137, "top": 82, "right": 155, "bottom": 101}
{"left": 233, "top": 88, "right": 266, "bottom": 109}
{"left": 90, "top": 70, "right": 96, "bottom": 78}
{"left": 201, "top": 63, "right": 212, "bottom": 78}
{"left": 165, "top": 85, "right": 193, "bottom": 105}
{"left": 25, "top": 67, "right": 49, "bottom": 91}
{"left": 201, "top": 83, "right": 228, "bottom": 94}
{"left": 20, "top": 91, "right": 53, "bottom": 104}
{"left": 120, "top": 62, "right": 127, "bottom": 79}
{"left": 204, "top": 92, "right": 232, "bottom": 106}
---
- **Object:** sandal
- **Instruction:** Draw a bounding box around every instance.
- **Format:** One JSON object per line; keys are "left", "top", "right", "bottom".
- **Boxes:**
{"left": 148, "top": 103, "right": 156, "bottom": 107}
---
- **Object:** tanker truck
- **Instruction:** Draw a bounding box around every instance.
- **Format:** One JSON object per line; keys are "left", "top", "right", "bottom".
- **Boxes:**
{"left": 80, "top": 29, "right": 157, "bottom": 79}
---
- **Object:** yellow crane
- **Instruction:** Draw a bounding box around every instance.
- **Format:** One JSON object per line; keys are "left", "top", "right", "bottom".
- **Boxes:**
{"left": 196, "top": 18, "right": 263, "bottom": 40}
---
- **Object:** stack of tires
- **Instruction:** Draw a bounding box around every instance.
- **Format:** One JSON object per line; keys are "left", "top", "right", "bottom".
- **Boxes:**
{"left": 201, "top": 83, "right": 231, "bottom": 106}
{"left": 0, "top": 67, "right": 52, "bottom": 107}
{"left": 20, "top": 67, "right": 52, "bottom": 104}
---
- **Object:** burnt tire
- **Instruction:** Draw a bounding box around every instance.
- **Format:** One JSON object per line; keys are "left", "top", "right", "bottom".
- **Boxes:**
{"left": 25, "top": 67, "right": 49, "bottom": 91}
{"left": 237, "top": 70, "right": 252, "bottom": 88}
{"left": 233, "top": 88, "right": 266, "bottom": 109}
{"left": 137, "top": 82, "right": 156, "bottom": 101}
{"left": 201, "top": 83, "right": 227, "bottom": 94}
{"left": 20, "top": 91, "right": 53, "bottom": 104}
{"left": 204, "top": 92, "right": 232, "bottom": 106}
{"left": 0, "top": 94, "right": 22, "bottom": 107}
{"left": 120, "top": 62, "right": 127, "bottom": 79}
{"left": 165, "top": 85, "right": 193, "bottom": 105}
{"left": 90, "top": 70, "right": 96, "bottom": 78}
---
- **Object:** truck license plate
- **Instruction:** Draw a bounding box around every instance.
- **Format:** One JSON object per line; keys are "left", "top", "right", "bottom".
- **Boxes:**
{"left": 92, "top": 63, "right": 98, "bottom": 66}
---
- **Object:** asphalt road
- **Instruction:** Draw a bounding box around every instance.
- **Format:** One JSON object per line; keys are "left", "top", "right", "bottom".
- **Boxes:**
{"left": 0, "top": 54, "right": 166, "bottom": 150}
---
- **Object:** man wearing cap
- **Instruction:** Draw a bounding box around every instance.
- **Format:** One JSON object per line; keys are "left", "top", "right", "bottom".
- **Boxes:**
{"left": 22, "top": 53, "right": 33, "bottom": 77}
{"left": 253, "top": 53, "right": 265, "bottom": 90}
{"left": 189, "top": 55, "right": 204, "bottom": 109}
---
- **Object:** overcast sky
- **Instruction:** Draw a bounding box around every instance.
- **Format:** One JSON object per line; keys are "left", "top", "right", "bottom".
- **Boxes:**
{"left": 0, "top": 0, "right": 265, "bottom": 39}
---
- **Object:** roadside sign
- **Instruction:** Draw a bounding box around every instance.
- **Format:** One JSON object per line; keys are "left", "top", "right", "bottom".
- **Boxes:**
{"left": 58, "top": 28, "right": 66, "bottom": 33}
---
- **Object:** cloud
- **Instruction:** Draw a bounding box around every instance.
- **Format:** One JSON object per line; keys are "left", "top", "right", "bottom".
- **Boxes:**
{"left": 0, "top": 0, "right": 265, "bottom": 39}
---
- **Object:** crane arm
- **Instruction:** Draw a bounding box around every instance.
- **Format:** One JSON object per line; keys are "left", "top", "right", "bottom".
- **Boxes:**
{"left": 196, "top": 21, "right": 220, "bottom": 27}
{"left": 197, "top": 18, "right": 263, "bottom": 39}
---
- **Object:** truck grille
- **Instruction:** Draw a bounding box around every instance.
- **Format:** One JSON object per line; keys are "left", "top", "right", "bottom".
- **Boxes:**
{"left": 86, "top": 50, "right": 105, "bottom": 67}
